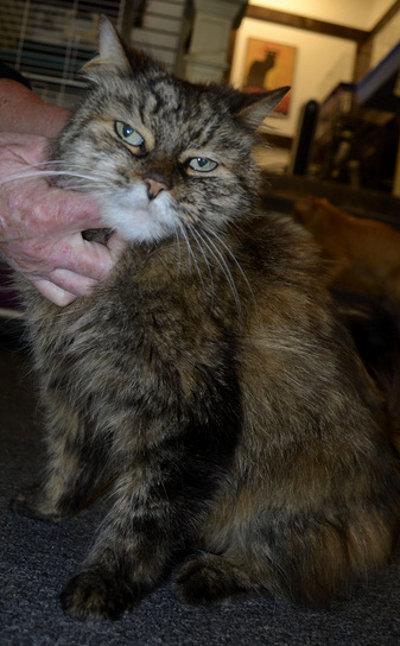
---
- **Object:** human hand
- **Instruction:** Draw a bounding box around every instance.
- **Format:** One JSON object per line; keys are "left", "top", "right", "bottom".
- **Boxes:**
{"left": 0, "top": 133, "right": 125, "bottom": 306}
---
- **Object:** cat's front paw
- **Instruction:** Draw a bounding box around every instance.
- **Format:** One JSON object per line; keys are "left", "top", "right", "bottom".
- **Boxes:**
{"left": 177, "top": 553, "right": 251, "bottom": 605}
{"left": 10, "top": 487, "right": 63, "bottom": 523}
{"left": 60, "top": 568, "right": 141, "bottom": 621}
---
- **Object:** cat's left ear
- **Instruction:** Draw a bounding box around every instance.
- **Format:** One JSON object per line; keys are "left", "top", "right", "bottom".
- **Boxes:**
{"left": 237, "top": 87, "right": 290, "bottom": 129}
{"left": 82, "top": 14, "right": 131, "bottom": 74}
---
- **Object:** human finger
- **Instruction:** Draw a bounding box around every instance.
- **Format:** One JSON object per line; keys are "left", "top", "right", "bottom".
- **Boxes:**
{"left": 42, "top": 232, "right": 118, "bottom": 281}
{"left": 4, "top": 180, "right": 103, "bottom": 239}
{"left": 30, "top": 277, "right": 77, "bottom": 307}
{"left": 107, "top": 232, "right": 127, "bottom": 260}
{"left": 47, "top": 267, "right": 98, "bottom": 296}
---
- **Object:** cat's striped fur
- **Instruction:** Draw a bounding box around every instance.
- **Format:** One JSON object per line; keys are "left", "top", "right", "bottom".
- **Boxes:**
{"left": 14, "top": 17, "right": 400, "bottom": 619}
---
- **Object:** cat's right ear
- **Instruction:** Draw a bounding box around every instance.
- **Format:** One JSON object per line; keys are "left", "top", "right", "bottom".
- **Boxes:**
{"left": 237, "top": 87, "right": 290, "bottom": 130}
{"left": 81, "top": 15, "right": 131, "bottom": 75}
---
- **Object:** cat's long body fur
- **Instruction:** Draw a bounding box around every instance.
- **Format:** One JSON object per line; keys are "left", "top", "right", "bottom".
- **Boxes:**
{"left": 14, "top": 18, "right": 400, "bottom": 619}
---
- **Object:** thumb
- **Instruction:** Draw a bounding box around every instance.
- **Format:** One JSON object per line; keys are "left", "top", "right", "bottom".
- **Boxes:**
{"left": 36, "top": 185, "right": 105, "bottom": 234}
{"left": 107, "top": 232, "right": 127, "bottom": 260}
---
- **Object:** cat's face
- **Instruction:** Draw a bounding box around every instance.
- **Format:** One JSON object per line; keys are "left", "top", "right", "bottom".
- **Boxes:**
{"left": 53, "top": 17, "right": 287, "bottom": 244}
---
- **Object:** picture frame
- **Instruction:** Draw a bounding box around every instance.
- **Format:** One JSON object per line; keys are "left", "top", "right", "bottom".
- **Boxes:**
{"left": 241, "top": 38, "right": 297, "bottom": 116}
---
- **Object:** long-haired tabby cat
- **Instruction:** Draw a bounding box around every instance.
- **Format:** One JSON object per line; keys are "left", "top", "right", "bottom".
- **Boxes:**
{"left": 12, "top": 17, "right": 400, "bottom": 620}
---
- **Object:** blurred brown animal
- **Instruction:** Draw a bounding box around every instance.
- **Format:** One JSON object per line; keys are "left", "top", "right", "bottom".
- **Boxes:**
{"left": 293, "top": 196, "right": 400, "bottom": 300}
{"left": 293, "top": 196, "right": 400, "bottom": 452}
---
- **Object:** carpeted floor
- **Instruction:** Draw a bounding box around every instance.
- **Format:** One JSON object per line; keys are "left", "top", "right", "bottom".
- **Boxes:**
{"left": 1, "top": 344, "right": 400, "bottom": 646}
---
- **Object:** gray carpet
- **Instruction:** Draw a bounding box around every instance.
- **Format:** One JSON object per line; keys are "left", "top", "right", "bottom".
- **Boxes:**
{"left": 1, "top": 346, "right": 400, "bottom": 645}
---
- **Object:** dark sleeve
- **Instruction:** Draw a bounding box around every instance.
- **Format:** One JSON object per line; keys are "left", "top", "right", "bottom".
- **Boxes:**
{"left": 0, "top": 62, "right": 31, "bottom": 89}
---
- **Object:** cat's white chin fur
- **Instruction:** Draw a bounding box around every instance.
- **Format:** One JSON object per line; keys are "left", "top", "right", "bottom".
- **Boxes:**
{"left": 98, "top": 183, "right": 178, "bottom": 243}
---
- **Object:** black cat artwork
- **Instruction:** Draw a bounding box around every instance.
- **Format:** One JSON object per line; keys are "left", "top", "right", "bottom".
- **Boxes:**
{"left": 246, "top": 50, "right": 277, "bottom": 89}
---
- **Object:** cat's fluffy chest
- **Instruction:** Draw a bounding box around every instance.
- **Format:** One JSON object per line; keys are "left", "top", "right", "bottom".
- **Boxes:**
{"left": 21, "top": 212, "right": 322, "bottom": 373}
{"left": 21, "top": 234, "right": 241, "bottom": 412}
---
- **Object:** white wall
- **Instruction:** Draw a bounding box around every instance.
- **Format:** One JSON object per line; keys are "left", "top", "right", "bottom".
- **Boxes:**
{"left": 248, "top": 0, "right": 394, "bottom": 30}
{"left": 230, "top": 17, "right": 356, "bottom": 138}
{"left": 369, "top": 0, "right": 396, "bottom": 28}
{"left": 370, "top": 9, "right": 400, "bottom": 67}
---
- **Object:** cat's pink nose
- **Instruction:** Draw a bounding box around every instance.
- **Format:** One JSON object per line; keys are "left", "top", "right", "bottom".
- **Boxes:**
{"left": 144, "top": 171, "right": 171, "bottom": 199}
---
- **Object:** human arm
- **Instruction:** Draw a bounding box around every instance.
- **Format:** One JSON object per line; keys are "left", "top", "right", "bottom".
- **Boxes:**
{"left": 0, "top": 77, "right": 70, "bottom": 137}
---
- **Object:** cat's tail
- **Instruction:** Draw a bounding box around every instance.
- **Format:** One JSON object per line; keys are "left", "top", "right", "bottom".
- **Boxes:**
{"left": 333, "top": 289, "right": 400, "bottom": 454}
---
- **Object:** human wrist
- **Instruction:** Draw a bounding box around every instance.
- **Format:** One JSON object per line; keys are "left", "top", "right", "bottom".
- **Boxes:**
{"left": 0, "top": 79, "right": 70, "bottom": 138}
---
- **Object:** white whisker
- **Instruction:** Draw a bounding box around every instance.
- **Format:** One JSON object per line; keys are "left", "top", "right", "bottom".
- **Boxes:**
{"left": 0, "top": 168, "right": 106, "bottom": 187}
{"left": 188, "top": 225, "right": 216, "bottom": 310}
{"left": 200, "top": 229, "right": 242, "bottom": 317}
{"left": 206, "top": 227, "right": 255, "bottom": 305}
{"left": 176, "top": 221, "right": 203, "bottom": 286}
{"left": 173, "top": 224, "right": 183, "bottom": 268}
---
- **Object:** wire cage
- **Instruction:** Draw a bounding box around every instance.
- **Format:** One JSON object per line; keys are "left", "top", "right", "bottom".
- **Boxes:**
{"left": 0, "top": 0, "right": 126, "bottom": 108}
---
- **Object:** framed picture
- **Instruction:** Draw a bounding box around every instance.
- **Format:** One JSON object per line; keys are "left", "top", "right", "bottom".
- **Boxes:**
{"left": 242, "top": 38, "right": 297, "bottom": 116}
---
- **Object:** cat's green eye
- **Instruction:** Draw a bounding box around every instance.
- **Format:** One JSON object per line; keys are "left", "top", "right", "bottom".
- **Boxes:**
{"left": 114, "top": 121, "right": 145, "bottom": 147}
{"left": 187, "top": 157, "right": 218, "bottom": 172}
